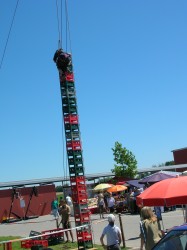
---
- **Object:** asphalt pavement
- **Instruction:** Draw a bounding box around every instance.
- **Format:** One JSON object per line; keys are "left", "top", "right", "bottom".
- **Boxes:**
{"left": 0, "top": 209, "right": 185, "bottom": 249}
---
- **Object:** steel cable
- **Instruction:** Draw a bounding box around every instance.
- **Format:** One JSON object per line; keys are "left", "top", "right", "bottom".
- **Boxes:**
{"left": 0, "top": 0, "right": 20, "bottom": 70}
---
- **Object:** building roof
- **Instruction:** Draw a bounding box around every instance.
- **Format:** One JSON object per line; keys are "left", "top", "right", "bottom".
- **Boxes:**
{"left": 0, "top": 172, "right": 115, "bottom": 189}
{"left": 138, "top": 164, "right": 187, "bottom": 173}
{"left": 171, "top": 147, "right": 187, "bottom": 152}
{"left": 1, "top": 164, "right": 187, "bottom": 189}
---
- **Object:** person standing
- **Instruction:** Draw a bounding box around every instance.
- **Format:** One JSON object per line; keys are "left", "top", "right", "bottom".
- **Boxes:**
{"left": 129, "top": 189, "right": 136, "bottom": 214}
{"left": 59, "top": 200, "right": 74, "bottom": 243}
{"left": 66, "top": 194, "right": 72, "bottom": 206}
{"left": 100, "top": 214, "right": 122, "bottom": 250}
{"left": 107, "top": 192, "right": 115, "bottom": 213}
{"left": 104, "top": 191, "right": 109, "bottom": 212}
{"left": 154, "top": 206, "right": 163, "bottom": 230}
{"left": 51, "top": 198, "right": 59, "bottom": 227}
{"left": 140, "top": 206, "right": 163, "bottom": 250}
{"left": 97, "top": 191, "right": 105, "bottom": 219}
{"left": 66, "top": 194, "right": 74, "bottom": 216}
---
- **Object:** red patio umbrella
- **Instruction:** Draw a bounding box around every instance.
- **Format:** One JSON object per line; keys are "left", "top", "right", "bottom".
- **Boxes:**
{"left": 136, "top": 176, "right": 187, "bottom": 207}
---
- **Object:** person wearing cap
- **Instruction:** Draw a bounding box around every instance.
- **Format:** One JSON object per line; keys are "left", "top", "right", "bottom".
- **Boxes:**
{"left": 100, "top": 214, "right": 122, "bottom": 250}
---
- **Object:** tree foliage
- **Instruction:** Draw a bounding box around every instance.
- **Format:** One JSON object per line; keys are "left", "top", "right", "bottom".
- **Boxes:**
{"left": 55, "top": 185, "right": 63, "bottom": 192}
{"left": 111, "top": 141, "right": 138, "bottom": 178}
{"left": 165, "top": 161, "right": 175, "bottom": 166}
{"left": 152, "top": 161, "right": 175, "bottom": 168}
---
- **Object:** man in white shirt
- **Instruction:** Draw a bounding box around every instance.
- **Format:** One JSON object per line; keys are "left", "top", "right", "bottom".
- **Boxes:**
{"left": 100, "top": 214, "right": 122, "bottom": 250}
{"left": 107, "top": 192, "right": 115, "bottom": 213}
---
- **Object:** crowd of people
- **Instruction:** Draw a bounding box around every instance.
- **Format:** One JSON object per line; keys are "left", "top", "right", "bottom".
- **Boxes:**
{"left": 95, "top": 187, "right": 144, "bottom": 218}
{"left": 96, "top": 187, "right": 166, "bottom": 250}
{"left": 99, "top": 204, "right": 164, "bottom": 250}
{"left": 98, "top": 199, "right": 165, "bottom": 249}
{"left": 51, "top": 187, "right": 167, "bottom": 250}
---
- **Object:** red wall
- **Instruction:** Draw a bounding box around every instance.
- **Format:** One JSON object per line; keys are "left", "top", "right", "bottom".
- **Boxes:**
{"left": 173, "top": 148, "right": 187, "bottom": 165}
{"left": 0, "top": 184, "right": 56, "bottom": 222}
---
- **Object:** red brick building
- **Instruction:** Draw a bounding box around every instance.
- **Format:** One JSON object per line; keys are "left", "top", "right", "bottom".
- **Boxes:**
{"left": 172, "top": 147, "right": 187, "bottom": 165}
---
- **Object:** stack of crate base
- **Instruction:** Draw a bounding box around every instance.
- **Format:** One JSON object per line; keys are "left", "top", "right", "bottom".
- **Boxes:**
{"left": 59, "top": 63, "right": 93, "bottom": 249}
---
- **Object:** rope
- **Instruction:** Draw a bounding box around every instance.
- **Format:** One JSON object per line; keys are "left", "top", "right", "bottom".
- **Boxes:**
{"left": 61, "top": 115, "right": 66, "bottom": 180}
{"left": 56, "top": 0, "right": 73, "bottom": 186}
{"left": 65, "top": 0, "right": 72, "bottom": 54}
{"left": 0, "top": 223, "right": 90, "bottom": 245}
{"left": 60, "top": 0, "right": 63, "bottom": 48}
{"left": 0, "top": 0, "right": 20, "bottom": 70}
{"left": 55, "top": 0, "right": 62, "bottom": 49}
{"left": 55, "top": 0, "right": 70, "bottom": 186}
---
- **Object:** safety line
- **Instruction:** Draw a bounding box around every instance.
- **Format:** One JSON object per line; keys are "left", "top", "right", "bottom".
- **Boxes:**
{"left": 0, "top": 215, "right": 117, "bottom": 248}
{"left": 0, "top": 224, "right": 88, "bottom": 245}
{"left": 0, "top": 0, "right": 20, "bottom": 70}
{"left": 65, "top": 0, "right": 72, "bottom": 54}
{"left": 55, "top": 0, "right": 62, "bottom": 48}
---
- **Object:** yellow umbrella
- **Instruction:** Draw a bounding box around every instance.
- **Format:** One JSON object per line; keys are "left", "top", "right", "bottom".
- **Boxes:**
{"left": 93, "top": 183, "right": 113, "bottom": 191}
{"left": 107, "top": 185, "right": 127, "bottom": 193}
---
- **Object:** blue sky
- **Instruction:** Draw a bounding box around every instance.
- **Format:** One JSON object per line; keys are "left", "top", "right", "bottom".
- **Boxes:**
{"left": 0, "top": 0, "right": 187, "bottom": 182}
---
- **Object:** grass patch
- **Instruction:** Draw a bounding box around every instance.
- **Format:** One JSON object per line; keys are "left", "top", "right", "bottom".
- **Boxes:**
{"left": 0, "top": 236, "right": 21, "bottom": 250}
{"left": 0, "top": 237, "right": 130, "bottom": 250}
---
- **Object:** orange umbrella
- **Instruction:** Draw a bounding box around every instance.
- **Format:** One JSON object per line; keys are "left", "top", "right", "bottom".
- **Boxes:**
{"left": 136, "top": 176, "right": 187, "bottom": 207}
{"left": 107, "top": 185, "right": 127, "bottom": 193}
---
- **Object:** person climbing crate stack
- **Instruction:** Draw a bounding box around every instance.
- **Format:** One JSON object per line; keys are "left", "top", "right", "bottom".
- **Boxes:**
{"left": 54, "top": 49, "right": 93, "bottom": 249}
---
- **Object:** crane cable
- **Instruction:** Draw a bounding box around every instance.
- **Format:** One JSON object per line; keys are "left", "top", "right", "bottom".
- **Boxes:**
{"left": 65, "top": 0, "right": 72, "bottom": 54}
{"left": 55, "top": 0, "right": 62, "bottom": 49}
{"left": 56, "top": 0, "right": 74, "bottom": 186}
{"left": 64, "top": 0, "right": 69, "bottom": 185}
{"left": 56, "top": 0, "right": 69, "bottom": 184}
{"left": 0, "top": 0, "right": 20, "bottom": 70}
{"left": 64, "top": 0, "right": 74, "bottom": 186}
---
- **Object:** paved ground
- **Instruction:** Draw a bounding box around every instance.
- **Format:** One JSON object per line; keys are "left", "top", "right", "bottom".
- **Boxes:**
{"left": 0, "top": 209, "right": 186, "bottom": 249}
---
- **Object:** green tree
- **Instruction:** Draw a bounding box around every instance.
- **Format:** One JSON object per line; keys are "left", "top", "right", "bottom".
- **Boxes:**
{"left": 55, "top": 185, "right": 63, "bottom": 192}
{"left": 152, "top": 161, "right": 175, "bottom": 168}
{"left": 111, "top": 141, "right": 138, "bottom": 178}
{"left": 152, "top": 163, "right": 165, "bottom": 168}
{"left": 165, "top": 161, "right": 175, "bottom": 166}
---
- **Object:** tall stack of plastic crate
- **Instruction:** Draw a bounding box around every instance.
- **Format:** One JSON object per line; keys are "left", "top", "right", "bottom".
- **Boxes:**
{"left": 58, "top": 54, "right": 93, "bottom": 249}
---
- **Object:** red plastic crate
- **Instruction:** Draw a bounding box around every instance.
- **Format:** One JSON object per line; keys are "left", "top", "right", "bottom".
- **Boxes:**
{"left": 71, "top": 182, "right": 86, "bottom": 188}
{"left": 21, "top": 240, "right": 48, "bottom": 249}
{"left": 75, "top": 213, "right": 90, "bottom": 225}
{"left": 67, "top": 141, "right": 82, "bottom": 150}
{"left": 75, "top": 217, "right": 90, "bottom": 225}
{"left": 72, "top": 192, "right": 88, "bottom": 204}
{"left": 72, "top": 190, "right": 87, "bottom": 200}
{"left": 1, "top": 242, "right": 12, "bottom": 250}
{"left": 71, "top": 185, "right": 87, "bottom": 193}
{"left": 41, "top": 228, "right": 64, "bottom": 240}
{"left": 77, "top": 231, "right": 92, "bottom": 241}
{"left": 72, "top": 187, "right": 87, "bottom": 194}
{"left": 70, "top": 176, "right": 86, "bottom": 183}
{"left": 64, "top": 115, "right": 78, "bottom": 124}
{"left": 75, "top": 212, "right": 90, "bottom": 220}
{"left": 74, "top": 205, "right": 90, "bottom": 215}
{"left": 65, "top": 73, "right": 74, "bottom": 82}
